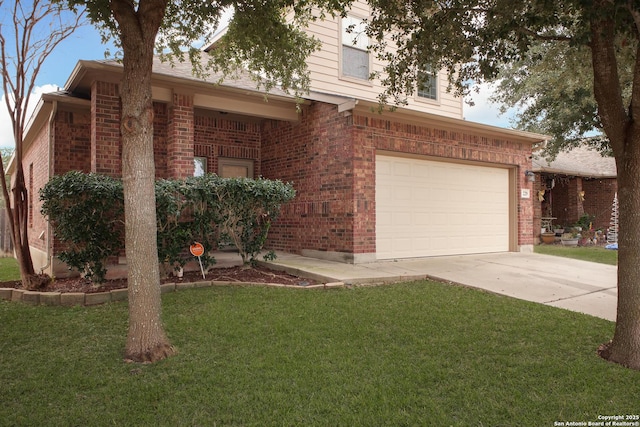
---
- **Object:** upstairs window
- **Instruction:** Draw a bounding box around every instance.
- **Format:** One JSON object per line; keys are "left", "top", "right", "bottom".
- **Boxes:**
{"left": 341, "top": 16, "right": 369, "bottom": 80}
{"left": 417, "top": 66, "right": 438, "bottom": 101}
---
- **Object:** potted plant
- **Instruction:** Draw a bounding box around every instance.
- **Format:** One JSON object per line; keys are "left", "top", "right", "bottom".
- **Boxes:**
{"left": 541, "top": 231, "right": 556, "bottom": 244}
{"left": 561, "top": 229, "right": 580, "bottom": 246}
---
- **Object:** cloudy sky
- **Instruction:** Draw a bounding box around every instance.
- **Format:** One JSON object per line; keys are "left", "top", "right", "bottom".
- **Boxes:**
{"left": 0, "top": 21, "right": 515, "bottom": 149}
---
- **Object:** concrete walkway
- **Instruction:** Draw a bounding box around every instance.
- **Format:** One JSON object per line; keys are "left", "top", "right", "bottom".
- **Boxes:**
{"left": 263, "top": 251, "right": 618, "bottom": 322}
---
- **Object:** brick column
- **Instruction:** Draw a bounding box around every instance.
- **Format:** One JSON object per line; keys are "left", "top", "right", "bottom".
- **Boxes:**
{"left": 91, "top": 81, "right": 121, "bottom": 177}
{"left": 167, "top": 92, "right": 194, "bottom": 178}
{"left": 567, "top": 176, "right": 585, "bottom": 223}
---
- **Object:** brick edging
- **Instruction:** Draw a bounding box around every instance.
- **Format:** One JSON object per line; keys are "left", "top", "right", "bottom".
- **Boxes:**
{"left": 0, "top": 281, "right": 346, "bottom": 307}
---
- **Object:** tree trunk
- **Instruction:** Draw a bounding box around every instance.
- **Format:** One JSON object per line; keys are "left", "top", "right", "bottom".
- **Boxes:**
{"left": 590, "top": 3, "right": 640, "bottom": 369}
{"left": 1, "top": 105, "right": 37, "bottom": 288}
{"left": 599, "top": 146, "right": 640, "bottom": 369}
{"left": 113, "top": 0, "right": 174, "bottom": 363}
{"left": 7, "top": 148, "right": 36, "bottom": 288}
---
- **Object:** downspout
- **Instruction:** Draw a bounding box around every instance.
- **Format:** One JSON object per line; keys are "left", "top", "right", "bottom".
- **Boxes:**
{"left": 39, "top": 100, "right": 56, "bottom": 275}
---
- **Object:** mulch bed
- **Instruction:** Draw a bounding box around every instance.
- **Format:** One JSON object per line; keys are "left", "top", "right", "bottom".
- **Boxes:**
{"left": 0, "top": 265, "right": 317, "bottom": 293}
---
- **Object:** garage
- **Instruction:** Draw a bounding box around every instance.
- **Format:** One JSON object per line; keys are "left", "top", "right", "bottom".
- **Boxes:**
{"left": 376, "top": 154, "right": 511, "bottom": 259}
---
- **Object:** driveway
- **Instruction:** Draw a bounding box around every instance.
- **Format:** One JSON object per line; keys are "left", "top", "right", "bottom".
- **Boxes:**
{"left": 266, "top": 251, "right": 618, "bottom": 321}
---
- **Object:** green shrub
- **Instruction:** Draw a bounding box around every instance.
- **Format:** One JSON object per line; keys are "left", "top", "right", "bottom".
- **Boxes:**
{"left": 39, "top": 171, "right": 124, "bottom": 283}
{"left": 155, "top": 177, "right": 218, "bottom": 276}
{"left": 41, "top": 172, "right": 295, "bottom": 280}
{"left": 213, "top": 177, "right": 295, "bottom": 267}
{"left": 155, "top": 178, "right": 194, "bottom": 276}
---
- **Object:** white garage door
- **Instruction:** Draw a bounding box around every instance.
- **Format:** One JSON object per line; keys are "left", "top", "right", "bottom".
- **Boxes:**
{"left": 376, "top": 155, "right": 510, "bottom": 259}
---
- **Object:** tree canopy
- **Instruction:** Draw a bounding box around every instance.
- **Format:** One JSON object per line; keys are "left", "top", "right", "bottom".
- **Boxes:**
{"left": 489, "top": 39, "right": 633, "bottom": 158}
{"left": 365, "top": 0, "right": 634, "bottom": 154}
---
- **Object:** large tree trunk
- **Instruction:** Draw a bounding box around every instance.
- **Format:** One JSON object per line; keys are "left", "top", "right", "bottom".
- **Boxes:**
{"left": 590, "top": 2, "right": 640, "bottom": 370}
{"left": 113, "top": 0, "right": 174, "bottom": 363}
{"left": 603, "top": 151, "right": 640, "bottom": 369}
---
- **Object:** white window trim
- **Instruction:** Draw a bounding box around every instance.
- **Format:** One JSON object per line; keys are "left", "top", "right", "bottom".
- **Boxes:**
{"left": 338, "top": 14, "right": 373, "bottom": 86}
{"left": 414, "top": 67, "right": 441, "bottom": 105}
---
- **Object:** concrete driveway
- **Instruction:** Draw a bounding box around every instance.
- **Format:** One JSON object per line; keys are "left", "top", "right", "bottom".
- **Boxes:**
{"left": 265, "top": 251, "right": 618, "bottom": 322}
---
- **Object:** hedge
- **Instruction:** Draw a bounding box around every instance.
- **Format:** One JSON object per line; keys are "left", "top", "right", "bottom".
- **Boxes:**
{"left": 40, "top": 172, "right": 295, "bottom": 282}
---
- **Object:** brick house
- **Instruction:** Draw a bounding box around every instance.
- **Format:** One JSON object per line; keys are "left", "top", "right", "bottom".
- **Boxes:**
{"left": 18, "top": 4, "right": 547, "bottom": 277}
{"left": 532, "top": 145, "right": 617, "bottom": 238}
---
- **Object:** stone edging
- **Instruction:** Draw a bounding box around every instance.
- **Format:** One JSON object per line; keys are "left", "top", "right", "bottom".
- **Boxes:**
{"left": 0, "top": 280, "right": 346, "bottom": 307}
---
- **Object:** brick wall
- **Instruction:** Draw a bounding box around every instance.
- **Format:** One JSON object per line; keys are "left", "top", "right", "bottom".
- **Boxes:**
{"left": 52, "top": 109, "right": 92, "bottom": 175}
{"left": 153, "top": 102, "right": 168, "bottom": 179}
{"left": 91, "top": 81, "right": 121, "bottom": 177}
{"left": 194, "top": 115, "right": 261, "bottom": 176}
{"left": 167, "top": 92, "right": 194, "bottom": 178}
{"left": 22, "top": 124, "right": 50, "bottom": 254}
{"left": 262, "top": 102, "right": 534, "bottom": 258}
{"left": 261, "top": 102, "right": 357, "bottom": 255}
{"left": 583, "top": 178, "right": 617, "bottom": 230}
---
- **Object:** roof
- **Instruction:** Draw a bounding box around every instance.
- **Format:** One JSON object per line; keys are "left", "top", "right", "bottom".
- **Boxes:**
{"left": 532, "top": 145, "right": 617, "bottom": 178}
{"left": 67, "top": 54, "right": 295, "bottom": 100}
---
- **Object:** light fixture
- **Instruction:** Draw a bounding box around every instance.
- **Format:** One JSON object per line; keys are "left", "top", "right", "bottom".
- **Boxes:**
{"left": 524, "top": 170, "right": 535, "bottom": 182}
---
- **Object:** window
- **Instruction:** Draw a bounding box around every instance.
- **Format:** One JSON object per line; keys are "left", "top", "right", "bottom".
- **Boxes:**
{"left": 341, "top": 16, "right": 369, "bottom": 80}
{"left": 417, "top": 66, "right": 438, "bottom": 101}
{"left": 218, "top": 158, "right": 254, "bottom": 178}
{"left": 194, "top": 157, "right": 207, "bottom": 177}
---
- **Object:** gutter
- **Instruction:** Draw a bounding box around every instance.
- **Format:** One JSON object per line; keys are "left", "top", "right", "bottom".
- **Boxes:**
{"left": 39, "top": 100, "right": 57, "bottom": 275}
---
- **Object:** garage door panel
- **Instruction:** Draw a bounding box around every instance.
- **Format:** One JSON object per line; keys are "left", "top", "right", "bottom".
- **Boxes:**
{"left": 376, "top": 155, "right": 510, "bottom": 259}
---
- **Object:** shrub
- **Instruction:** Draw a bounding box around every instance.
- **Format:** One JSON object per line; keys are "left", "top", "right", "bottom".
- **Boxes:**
{"left": 40, "top": 172, "right": 124, "bottom": 283}
{"left": 155, "top": 177, "right": 218, "bottom": 276}
{"left": 40, "top": 172, "right": 295, "bottom": 280}
{"left": 155, "top": 178, "right": 194, "bottom": 276}
{"left": 212, "top": 177, "right": 295, "bottom": 267}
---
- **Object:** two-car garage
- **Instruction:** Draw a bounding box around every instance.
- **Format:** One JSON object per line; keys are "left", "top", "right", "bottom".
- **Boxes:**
{"left": 375, "top": 154, "right": 513, "bottom": 260}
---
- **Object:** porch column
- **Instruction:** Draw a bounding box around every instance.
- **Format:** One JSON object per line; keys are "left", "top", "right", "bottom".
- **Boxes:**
{"left": 90, "top": 81, "right": 121, "bottom": 177}
{"left": 167, "top": 91, "right": 194, "bottom": 178}
{"left": 567, "top": 176, "right": 585, "bottom": 223}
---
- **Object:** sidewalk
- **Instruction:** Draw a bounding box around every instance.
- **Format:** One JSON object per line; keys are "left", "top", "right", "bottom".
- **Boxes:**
{"left": 263, "top": 251, "right": 618, "bottom": 322}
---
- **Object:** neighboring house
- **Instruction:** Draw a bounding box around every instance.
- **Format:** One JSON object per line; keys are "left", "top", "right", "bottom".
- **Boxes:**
{"left": 532, "top": 145, "right": 617, "bottom": 238}
{"left": 17, "top": 3, "right": 547, "bottom": 277}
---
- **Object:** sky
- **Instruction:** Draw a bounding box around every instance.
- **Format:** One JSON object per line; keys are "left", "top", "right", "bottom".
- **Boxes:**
{"left": 0, "top": 22, "right": 516, "bottom": 149}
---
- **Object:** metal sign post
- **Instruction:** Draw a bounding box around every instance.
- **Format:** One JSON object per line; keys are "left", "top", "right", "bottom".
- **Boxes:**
{"left": 189, "top": 242, "right": 206, "bottom": 279}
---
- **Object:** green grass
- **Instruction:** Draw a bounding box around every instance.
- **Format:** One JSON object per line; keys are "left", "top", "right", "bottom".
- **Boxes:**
{"left": 534, "top": 244, "right": 618, "bottom": 265}
{"left": 0, "top": 256, "right": 20, "bottom": 281}
{"left": 1, "top": 283, "right": 638, "bottom": 426}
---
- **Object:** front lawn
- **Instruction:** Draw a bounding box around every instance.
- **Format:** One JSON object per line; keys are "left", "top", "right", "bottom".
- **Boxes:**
{"left": 534, "top": 244, "right": 618, "bottom": 265}
{"left": 0, "top": 256, "right": 20, "bottom": 281}
{"left": 1, "top": 282, "right": 637, "bottom": 426}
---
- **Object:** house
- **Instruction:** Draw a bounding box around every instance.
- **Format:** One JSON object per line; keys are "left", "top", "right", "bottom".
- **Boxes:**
{"left": 532, "top": 145, "right": 617, "bottom": 238}
{"left": 18, "top": 3, "right": 547, "bottom": 277}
